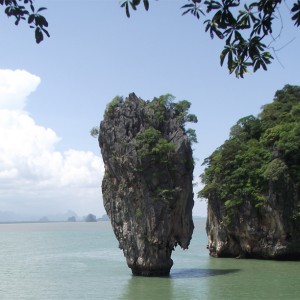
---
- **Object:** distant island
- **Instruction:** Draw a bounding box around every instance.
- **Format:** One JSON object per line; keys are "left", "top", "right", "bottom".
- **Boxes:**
{"left": 0, "top": 210, "right": 110, "bottom": 224}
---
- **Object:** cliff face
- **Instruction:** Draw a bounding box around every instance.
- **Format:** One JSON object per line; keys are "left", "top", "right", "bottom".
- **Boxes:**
{"left": 99, "top": 93, "right": 194, "bottom": 276}
{"left": 201, "top": 85, "right": 300, "bottom": 259}
{"left": 206, "top": 180, "right": 300, "bottom": 258}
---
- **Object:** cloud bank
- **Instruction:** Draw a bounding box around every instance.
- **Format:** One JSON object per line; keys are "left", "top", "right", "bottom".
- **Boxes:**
{"left": 0, "top": 69, "right": 104, "bottom": 217}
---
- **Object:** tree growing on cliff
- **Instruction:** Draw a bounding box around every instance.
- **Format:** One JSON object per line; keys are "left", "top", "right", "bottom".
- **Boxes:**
{"left": 121, "top": 0, "right": 300, "bottom": 77}
{"left": 199, "top": 84, "right": 300, "bottom": 222}
{"left": 91, "top": 94, "right": 198, "bottom": 144}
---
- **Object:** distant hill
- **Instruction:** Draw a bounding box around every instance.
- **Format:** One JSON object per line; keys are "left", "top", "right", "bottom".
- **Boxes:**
{"left": 46, "top": 210, "right": 79, "bottom": 222}
{"left": 98, "top": 214, "right": 109, "bottom": 221}
{"left": 0, "top": 210, "right": 80, "bottom": 223}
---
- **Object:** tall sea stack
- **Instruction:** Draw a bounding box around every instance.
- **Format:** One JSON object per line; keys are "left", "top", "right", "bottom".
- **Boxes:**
{"left": 99, "top": 93, "right": 195, "bottom": 276}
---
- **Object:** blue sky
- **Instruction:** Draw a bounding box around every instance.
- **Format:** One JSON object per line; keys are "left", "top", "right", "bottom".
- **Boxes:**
{"left": 0, "top": 0, "right": 299, "bottom": 218}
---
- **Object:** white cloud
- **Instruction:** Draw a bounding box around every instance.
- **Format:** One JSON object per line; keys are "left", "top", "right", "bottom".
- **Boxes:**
{"left": 0, "top": 69, "right": 40, "bottom": 110}
{"left": 0, "top": 69, "right": 104, "bottom": 217}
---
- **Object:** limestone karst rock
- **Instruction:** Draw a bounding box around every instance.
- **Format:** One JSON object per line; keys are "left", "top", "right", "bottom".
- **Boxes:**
{"left": 206, "top": 180, "right": 300, "bottom": 259}
{"left": 99, "top": 93, "right": 195, "bottom": 276}
{"left": 201, "top": 85, "right": 300, "bottom": 259}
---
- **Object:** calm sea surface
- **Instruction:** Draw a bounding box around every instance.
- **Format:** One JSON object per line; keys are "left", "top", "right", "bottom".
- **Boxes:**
{"left": 0, "top": 219, "right": 299, "bottom": 300}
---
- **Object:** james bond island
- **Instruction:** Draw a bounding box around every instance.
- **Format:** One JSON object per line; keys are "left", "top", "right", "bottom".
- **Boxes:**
{"left": 99, "top": 93, "right": 197, "bottom": 276}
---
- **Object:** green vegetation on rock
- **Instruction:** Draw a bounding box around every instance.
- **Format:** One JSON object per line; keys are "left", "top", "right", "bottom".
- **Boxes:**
{"left": 105, "top": 95, "right": 124, "bottom": 116}
{"left": 135, "top": 126, "right": 176, "bottom": 167}
{"left": 134, "top": 94, "right": 198, "bottom": 171}
{"left": 199, "top": 85, "right": 300, "bottom": 218}
{"left": 99, "top": 93, "right": 198, "bottom": 205}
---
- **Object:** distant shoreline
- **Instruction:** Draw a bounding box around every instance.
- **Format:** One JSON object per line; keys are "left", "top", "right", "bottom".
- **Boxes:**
{"left": 0, "top": 216, "right": 206, "bottom": 225}
{"left": 0, "top": 220, "right": 110, "bottom": 225}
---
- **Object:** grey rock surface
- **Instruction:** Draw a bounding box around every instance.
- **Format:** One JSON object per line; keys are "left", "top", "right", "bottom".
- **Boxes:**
{"left": 99, "top": 93, "right": 194, "bottom": 276}
{"left": 206, "top": 179, "right": 300, "bottom": 259}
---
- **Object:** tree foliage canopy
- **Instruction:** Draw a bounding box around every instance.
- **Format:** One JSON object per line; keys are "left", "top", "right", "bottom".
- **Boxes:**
{"left": 1, "top": 0, "right": 49, "bottom": 43}
{"left": 4, "top": 1, "right": 299, "bottom": 77}
{"left": 199, "top": 85, "right": 300, "bottom": 213}
{"left": 121, "top": 0, "right": 300, "bottom": 77}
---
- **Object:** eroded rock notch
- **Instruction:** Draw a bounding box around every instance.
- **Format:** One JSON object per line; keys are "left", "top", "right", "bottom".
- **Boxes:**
{"left": 99, "top": 93, "right": 196, "bottom": 276}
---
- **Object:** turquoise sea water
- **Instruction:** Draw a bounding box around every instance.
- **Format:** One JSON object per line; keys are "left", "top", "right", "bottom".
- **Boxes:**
{"left": 0, "top": 219, "right": 300, "bottom": 300}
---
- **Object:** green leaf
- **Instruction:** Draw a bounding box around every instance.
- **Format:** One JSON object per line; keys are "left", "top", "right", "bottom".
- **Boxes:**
{"left": 132, "top": 0, "right": 140, "bottom": 6}
{"left": 125, "top": 2, "right": 130, "bottom": 18}
{"left": 220, "top": 47, "right": 229, "bottom": 66}
{"left": 227, "top": 50, "right": 233, "bottom": 70}
{"left": 143, "top": 0, "right": 149, "bottom": 11}
{"left": 182, "top": 9, "right": 192, "bottom": 16}
{"left": 181, "top": 4, "right": 195, "bottom": 9}
{"left": 28, "top": 14, "right": 34, "bottom": 24}
{"left": 261, "top": 60, "right": 267, "bottom": 71}
{"left": 130, "top": 1, "right": 137, "bottom": 11}
{"left": 35, "top": 15, "right": 48, "bottom": 27}
{"left": 37, "top": 7, "right": 47, "bottom": 13}
{"left": 214, "top": 27, "right": 224, "bottom": 39}
{"left": 253, "top": 61, "right": 260, "bottom": 72}
{"left": 291, "top": 0, "right": 300, "bottom": 26}
{"left": 35, "top": 27, "right": 43, "bottom": 43}
{"left": 42, "top": 27, "right": 50, "bottom": 37}
{"left": 234, "top": 30, "right": 242, "bottom": 41}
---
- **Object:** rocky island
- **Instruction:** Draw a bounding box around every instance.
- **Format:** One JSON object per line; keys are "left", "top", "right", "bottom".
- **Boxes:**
{"left": 99, "top": 93, "right": 197, "bottom": 276}
{"left": 200, "top": 85, "right": 300, "bottom": 259}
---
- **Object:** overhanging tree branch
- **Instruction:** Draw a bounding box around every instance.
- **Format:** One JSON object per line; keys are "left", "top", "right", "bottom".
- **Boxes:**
{"left": 120, "top": 0, "right": 300, "bottom": 78}
{"left": 1, "top": 0, "right": 49, "bottom": 43}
